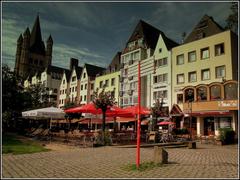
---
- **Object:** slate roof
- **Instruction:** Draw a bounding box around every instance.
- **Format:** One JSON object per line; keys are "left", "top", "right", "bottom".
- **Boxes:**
{"left": 76, "top": 66, "right": 83, "bottom": 79}
{"left": 85, "top": 63, "right": 106, "bottom": 77}
{"left": 126, "top": 20, "right": 178, "bottom": 50}
{"left": 184, "top": 14, "right": 224, "bottom": 43}
{"left": 46, "top": 65, "right": 68, "bottom": 75}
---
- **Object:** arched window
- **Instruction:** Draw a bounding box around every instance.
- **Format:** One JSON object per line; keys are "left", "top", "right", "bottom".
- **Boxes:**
{"left": 197, "top": 86, "right": 207, "bottom": 101}
{"left": 185, "top": 88, "right": 194, "bottom": 102}
{"left": 210, "top": 85, "right": 221, "bottom": 100}
{"left": 224, "top": 83, "right": 237, "bottom": 100}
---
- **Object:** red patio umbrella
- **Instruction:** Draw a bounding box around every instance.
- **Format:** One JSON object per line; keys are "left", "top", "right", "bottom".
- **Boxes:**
{"left": 158, "top": 121, "right": 175, "bottom": 125}
{"left": 123, "top": 105, "right": 151, "bottom": 116}
{"left": 65, "top": 103, "right": 133, "bottom": 117}
{"left": 64, "top": 103, "right": 99, "bottom": 114}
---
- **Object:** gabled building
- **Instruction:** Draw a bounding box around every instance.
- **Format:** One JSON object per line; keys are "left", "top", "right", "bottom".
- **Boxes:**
{"left": 79, "top": 64, "right": 105, "bottom": 104}
{"left": 171, "top": 15, "right": 238, "bottom": 138}
{"left": 14, "top": 15, "right": 53, "bottom": 79}
{"left": 119, "top": 19, "right": 177, "bottom": 109}
{"left": 58, "top": 69, "right": 71, "bottom": 108}
{"left": 151, "top": 33, "right": 178, "bottom": 112}
{"left": 94, "top": 52, "right": 121, "bottom": 105}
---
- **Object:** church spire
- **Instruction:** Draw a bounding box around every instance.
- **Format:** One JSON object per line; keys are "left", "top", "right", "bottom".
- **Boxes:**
{"left": 30, "top": 15, "right": 43, "bottom": 47}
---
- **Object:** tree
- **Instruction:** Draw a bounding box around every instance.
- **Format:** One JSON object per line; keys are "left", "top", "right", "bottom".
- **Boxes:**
{"left": 2, "top": 65, "right": 32, "bottom": 131}
{"left": 151, "top": 98, "right": 164, "bottom": 131}
{"left": 92, "top": 88, "right": 116, "bottom": 134}
{"left": 225, "top": 2, "right": 238, "bottom": 33}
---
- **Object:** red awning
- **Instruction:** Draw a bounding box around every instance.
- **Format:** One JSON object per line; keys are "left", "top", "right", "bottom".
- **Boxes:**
{"left": 116, "top": 117, "right": 136, "bottom": 123}
{"left": 78, "top": 117, "right": 114, "bottom": 124}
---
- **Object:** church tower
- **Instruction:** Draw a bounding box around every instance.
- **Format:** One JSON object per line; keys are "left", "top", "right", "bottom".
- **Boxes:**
{"left": 14, "top": 15, "right": 53, "bottom": 79}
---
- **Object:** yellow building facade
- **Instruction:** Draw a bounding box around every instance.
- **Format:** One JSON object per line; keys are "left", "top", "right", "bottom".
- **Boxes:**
{"left": 171, "top": 30, "right": 238, "bottom": 137}
{"left": 94, "top": 71, "right": 120, "bottom": 105}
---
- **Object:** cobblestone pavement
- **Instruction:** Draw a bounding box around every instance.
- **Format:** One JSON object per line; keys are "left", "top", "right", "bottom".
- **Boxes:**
{"left": 2, "top": 142, "right": 239, "bottom": 178}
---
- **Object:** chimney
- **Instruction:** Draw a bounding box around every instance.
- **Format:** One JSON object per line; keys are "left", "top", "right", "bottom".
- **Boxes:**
{"left": 70, "top": 58, "right": 79, "bottom": 70}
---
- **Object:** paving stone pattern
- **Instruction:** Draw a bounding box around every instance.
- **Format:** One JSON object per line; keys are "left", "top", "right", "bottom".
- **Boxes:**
{"left": 2, "top": 143, "right": 239, "bottom": 178}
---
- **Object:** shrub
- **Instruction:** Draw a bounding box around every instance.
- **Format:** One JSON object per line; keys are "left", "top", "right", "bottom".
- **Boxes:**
{"left": 218, "top": 128, "right": 235, "bottom": 144}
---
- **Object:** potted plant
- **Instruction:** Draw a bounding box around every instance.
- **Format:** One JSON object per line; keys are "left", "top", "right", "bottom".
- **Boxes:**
{"left": 217, "top": 128, "right": 235, "bottom": 145}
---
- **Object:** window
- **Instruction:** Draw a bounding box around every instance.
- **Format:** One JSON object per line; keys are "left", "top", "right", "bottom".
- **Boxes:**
{"left": 210, "top": 85, "right": 221, "bottom": 100}
{"left": 197, "top": 87, "right": 207, "bottom": 101}
{"left": 111, "top": 78, "right": 115, "bottom": 86}
{"left": 201, "top": 47, "right": 209, "bottom": 59}
{"left": 91, "top": 83, "right": 94, "bottom": 90}
{"left": 154, "top": 76, "right": 158, "bottom": 84}
{"left": 54, "top": 89, "right": 58, "bottom": 93}
{"left": 84, "top": 95, "right": 86, "bottom": 101}
{"left": 83, "top": 73, "right": 86, "bottom": 78}
{"left": 185, "top": 89, "right": 194, "bottom": 102}
{"left": 124, "top": 69, "right": 128, "bottom": 76}
{"left": 100, "top": 81, "right": 103, "bottom": 88}
{"left": 105, "top": 80, "right": 109, "bottom": 87}
{"left": 177, "top": 94, "right": 183, "bottom": 104}
{"left": 63, "top": 80, "right": 65, "bottom": 84}
{"left": 201, "top": 69, "right": 210, "bottom": 80}
{"left": 133, "top": 51, "right": 140, "bottom": 60}
{"left": 75, "top": 86, "right": 77, "bottom": 92}
{"left": 188, "top": 71, "right": 197, "bottom": 82}
{"left": 72, "top": 76, "right": 76, "bottom": 81}
{"left": 188, "top": 51, "right": 196, "bottom": 62}
{"left": 111, "top": 91, "right": 115, "bottom": 98}
{"left": 177, "top": 54, "right": 184, "bottom": 65}
{"left": 153, "top": 90, "right": 168, "bottom": 100}
{"left": 81, "top": 85, "right": 83, "bottom": 90}
{"left": 85, "top": 84, "right": 87, "bottom": 90}
{"left": 177, "top": 74, "right": 184, "bottom": 84}
{"left": 216, "top": 65, "right": 225, "bottom": 78}
{"left": 215, "top": 117, "right": 232, "bottom": 130}
{"left": 155, "top": 58, "right": 168, "bottom": 67}
{"left": 159, "top": 48, "right": 162, "bottom": 53}
{"left": 215, "top": 43, "right": 224, "bottom": 56}
{"left": 123, "top": 97, "right": 128, "bottom": 105}
{"left": 154, "top": 74, "right": 168, "bottom": 83}
{"left": 224, "top": 83, "right": 237, "bottom": 100}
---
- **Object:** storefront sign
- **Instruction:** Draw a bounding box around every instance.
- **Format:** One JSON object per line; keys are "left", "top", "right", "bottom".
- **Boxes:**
{"left": 218, "top": 101, "right": 237, "bottom": 108}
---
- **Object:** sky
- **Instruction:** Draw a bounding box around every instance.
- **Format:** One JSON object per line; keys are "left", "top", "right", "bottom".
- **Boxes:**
{"left": 2, "top": 1, "right": 234, "bottom": 70}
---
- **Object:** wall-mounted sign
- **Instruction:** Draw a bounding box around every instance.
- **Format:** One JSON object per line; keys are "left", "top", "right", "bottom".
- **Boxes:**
{"left": 218, "top": 101, "right": 237, "bottom": 108}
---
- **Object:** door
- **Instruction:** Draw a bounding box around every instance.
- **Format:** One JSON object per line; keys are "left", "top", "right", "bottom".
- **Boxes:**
{"left": 204, "top": 117, "right": 215, "bottom": 135}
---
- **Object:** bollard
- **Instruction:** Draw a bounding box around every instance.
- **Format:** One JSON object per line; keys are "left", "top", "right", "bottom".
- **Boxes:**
{"left": 188, "top": 141, "right": 196, "bottom": 149}
{"left": 153, "top": 146, "right": 168, "bottom": 164}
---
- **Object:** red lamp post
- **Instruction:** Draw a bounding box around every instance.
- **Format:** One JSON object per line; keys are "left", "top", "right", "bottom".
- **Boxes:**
{"left": 136, "top": 61, "right": 141, "bottom": 168}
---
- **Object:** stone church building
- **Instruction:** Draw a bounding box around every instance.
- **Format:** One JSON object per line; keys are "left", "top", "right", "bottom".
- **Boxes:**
{"left": 14, "top": 15, "right": 53, "bottom": 79}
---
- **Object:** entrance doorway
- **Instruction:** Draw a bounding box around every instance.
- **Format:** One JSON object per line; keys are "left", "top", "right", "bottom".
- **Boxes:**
{"left": 204, "top": 117, "right": 215, "bottom": 135}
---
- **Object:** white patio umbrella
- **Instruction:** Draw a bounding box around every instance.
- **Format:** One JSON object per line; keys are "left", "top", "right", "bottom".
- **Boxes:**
{"left": 22, "top": 107, "right": 65, "bottom": 129}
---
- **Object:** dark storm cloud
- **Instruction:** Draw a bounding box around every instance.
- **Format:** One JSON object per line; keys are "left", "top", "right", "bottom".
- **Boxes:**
{"left": 2, "top": 1, "right": 232, "bottom": 70}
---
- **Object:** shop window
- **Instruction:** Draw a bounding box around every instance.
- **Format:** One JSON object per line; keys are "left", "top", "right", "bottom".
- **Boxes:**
{"left": 197, "top": 87, "right": 207, "bottom": 101}
{"left": 215, "top": 117, "right": 232, "bottom": 130}
{"left": 215, "top": 43, "right": 224, "bottom": 56}
{"left": 210, "top": 85, "right": 221, "bottom": 100}
{"left": 224, "top": 83, "right": 237, "bottom": 100}
{"left": 201, "top": 47, "right": 209, "bottom": 59}
{"left": 185, "top": 88, "right": 194, "bottom": 102}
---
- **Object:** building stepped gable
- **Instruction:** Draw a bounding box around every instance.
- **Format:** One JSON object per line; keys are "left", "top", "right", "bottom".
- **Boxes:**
{"left": 184, "top": 14, "right": 224, "bottom": 43}
{"left": 29, "top": 15, "right": 46, "bottom": 55}
{"left": 106, "top": 52, "right": 121, "bottom": 74}
{"left": 85, "top": 63, "right": 106, "bottom": 77}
